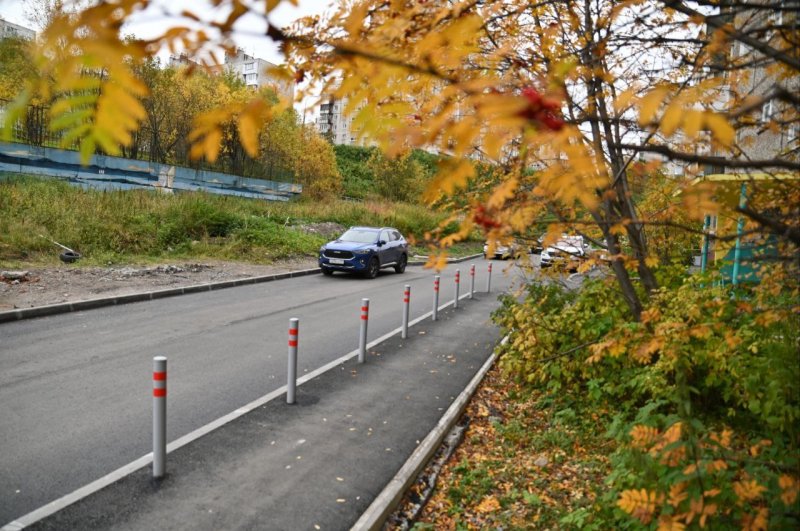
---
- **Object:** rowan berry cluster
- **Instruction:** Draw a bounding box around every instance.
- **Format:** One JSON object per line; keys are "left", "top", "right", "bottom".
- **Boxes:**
{"left": 519, "top": 87, "right": 565, "bottom": 131}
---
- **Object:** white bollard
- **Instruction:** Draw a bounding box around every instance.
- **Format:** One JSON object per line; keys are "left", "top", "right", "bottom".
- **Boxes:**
{"left": 287, "top": 318, "right": 299, "bottom": 404}
{"left": 432, "top": 275, "right": 440, "bottom": 321}
{"left": 454, "top": 269, "right": 460, "bottom": 308}
{"left": 152, "top": 356, "right": 167, "bottom": 479}
{"left": 469, "top": 264, "right": 475, "bottom": 299}
{"left": 487, "top": 262, "right": 492, "bottom": 293}
{"left": 401, "top": 285, "right": 411, "bottom": 339}
{"left": 359, "top": 299, "right": 369, "bottom": 363}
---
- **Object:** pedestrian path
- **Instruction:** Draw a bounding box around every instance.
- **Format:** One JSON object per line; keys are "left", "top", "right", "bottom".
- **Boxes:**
{"left": 24, "top": 294, "right": 503, "bottom": 531}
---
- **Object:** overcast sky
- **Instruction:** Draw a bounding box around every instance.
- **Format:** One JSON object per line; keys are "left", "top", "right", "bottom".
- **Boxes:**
{"left": 0, "top": 0, "right": 331, "bottom": 64}
{"left": 0, "top": 0, "right": 334, "bottom": 116}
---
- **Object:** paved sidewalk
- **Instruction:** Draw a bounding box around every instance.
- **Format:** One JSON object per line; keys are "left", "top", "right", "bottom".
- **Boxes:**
{"left": 24, "top": 292, "right": 504, "bottom": 531}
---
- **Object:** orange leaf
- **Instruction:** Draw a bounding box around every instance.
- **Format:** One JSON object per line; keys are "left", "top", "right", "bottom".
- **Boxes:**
{"left": 779, "top": 475, "right": 799, "bottom": 505}
{"left": 475, "top": 495, "right": 501, "bottom": 514}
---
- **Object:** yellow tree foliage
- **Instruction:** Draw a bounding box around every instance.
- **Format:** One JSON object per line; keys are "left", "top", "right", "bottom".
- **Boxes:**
{"left": 293, "top": 129, "right": 342, "bottom": 199}
{"left": 3, "top": 2, "right": 796, "bottom": 316}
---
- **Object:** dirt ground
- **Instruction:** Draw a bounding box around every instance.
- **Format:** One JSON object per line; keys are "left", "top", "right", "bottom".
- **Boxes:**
{"left": 0, "top": 258, "right": 319, "bottom": 311}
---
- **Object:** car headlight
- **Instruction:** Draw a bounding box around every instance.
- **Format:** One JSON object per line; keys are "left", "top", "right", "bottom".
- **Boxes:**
{"left": 319, "top": 247, "right": 326, "bottom": 253}
{"left": 353, "top": 249, "right": 372, "bottom": 255}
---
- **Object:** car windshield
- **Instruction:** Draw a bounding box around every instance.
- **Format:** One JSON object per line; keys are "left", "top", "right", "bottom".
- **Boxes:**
{"left": 338, "top": 229, "right": 379, "bottom": 243}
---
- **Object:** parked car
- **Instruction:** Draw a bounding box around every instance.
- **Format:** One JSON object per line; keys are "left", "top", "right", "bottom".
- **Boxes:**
{"left": 540, "top": 235, "right": 586, "bottom": 271}
{"left": 319, "top": 226, "right": 408, "bottom": 279}
{"left": 483, "top": 241, "right": 519, "bottom": 260}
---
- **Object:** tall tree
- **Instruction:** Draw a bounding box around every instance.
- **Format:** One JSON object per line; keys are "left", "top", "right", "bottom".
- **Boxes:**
{"left": 294, "top": 125, "right": 343, "bottom": 199}
{"left": 0, "top": 37, "right": 32, "bottom": 102}
{"left": 3, "top": 0, "right": 797, "bottom": 318}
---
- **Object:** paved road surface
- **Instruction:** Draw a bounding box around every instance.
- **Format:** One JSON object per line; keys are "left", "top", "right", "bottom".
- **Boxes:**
{"left": 0, "top": 259, "right": 521, "bottom": 526}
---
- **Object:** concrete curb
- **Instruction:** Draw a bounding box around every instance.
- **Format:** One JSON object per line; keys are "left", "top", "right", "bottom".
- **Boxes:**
{"left": 0, "top": 268, "right": 321, "bottom": 323}
{"left": 0, "top": 254, "right": 484, "bottom": 324}
{"left": 352, "top": 335, "right": 507, "bottom": 531}
{"left": 408, "top": 252, "right": 483, "bottom": 267}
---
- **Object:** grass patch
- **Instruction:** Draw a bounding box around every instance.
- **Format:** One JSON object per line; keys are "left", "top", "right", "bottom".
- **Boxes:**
{"left": 0, "top": 175, "right": 479, "bottom": 266}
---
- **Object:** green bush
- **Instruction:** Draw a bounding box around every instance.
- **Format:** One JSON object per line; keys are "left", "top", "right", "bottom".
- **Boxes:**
{"left": 494, "top": 266, "right": 800, "bottom": 528}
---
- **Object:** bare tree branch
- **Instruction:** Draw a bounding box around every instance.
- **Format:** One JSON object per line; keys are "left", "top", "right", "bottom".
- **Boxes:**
{"left": 612, "top": 143, "right": 800, "bottom": 171}
{"left": 661, "top": 0, "right": 800, "bottom": 71}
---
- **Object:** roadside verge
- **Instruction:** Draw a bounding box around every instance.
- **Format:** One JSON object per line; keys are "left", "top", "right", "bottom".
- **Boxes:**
{"left": 0, "top": 254, "right": 482, "bottom": 323}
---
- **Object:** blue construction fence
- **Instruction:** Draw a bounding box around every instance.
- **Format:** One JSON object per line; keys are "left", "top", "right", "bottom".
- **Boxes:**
{"left": 0, "top": 141, "right": 302, "bottom": 201}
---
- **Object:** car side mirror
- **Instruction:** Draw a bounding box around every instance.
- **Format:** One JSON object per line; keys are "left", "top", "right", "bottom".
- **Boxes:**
{"left": 378, "top": 240, "right": 386, "bottom": 246}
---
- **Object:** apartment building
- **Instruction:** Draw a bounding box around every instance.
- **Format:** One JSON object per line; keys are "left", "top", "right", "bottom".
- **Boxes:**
{"left": 0, "top": 17, "right": 35, "bottom": 41}
{"left": 728, "top": 4, "right": 799, "bottom": 164}
{"left": 225, "top": 48, "right": 294, "bottom": 102}
{"left": 316, "top": 96, "right": 378, "bottom": 146}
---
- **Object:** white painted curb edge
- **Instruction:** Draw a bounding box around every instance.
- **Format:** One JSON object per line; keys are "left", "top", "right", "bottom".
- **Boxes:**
{"left": 351, "top": 335, "right": 508, "bottom": 531}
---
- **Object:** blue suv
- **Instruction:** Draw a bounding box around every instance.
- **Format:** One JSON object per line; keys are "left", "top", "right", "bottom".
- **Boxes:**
{"left": 319, "top": 227, "right": 409, "bottom": 279}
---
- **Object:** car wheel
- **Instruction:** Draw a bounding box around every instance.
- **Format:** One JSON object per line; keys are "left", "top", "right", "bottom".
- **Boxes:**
{"left": 364, "top": 257, "right": 380, "bottom": 279}
{"left": 394, "top": 254, "right": 407, "bottom": 274}
{"left": 321, "top": 268, "right": 334, "bottom": 276}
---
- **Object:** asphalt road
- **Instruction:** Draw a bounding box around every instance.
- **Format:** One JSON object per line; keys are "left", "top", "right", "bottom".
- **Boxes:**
{"left": 0, "top": 259, "right": 520, "bottom": 526}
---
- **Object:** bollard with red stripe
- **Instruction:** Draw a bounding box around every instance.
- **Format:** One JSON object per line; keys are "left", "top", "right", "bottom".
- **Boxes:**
{"left": 469, "top": 264, "right": 476, "bottom": 299}
{"left": 358, "top": 298, "right": 369, "bottom": 363}
{"left": 454, "top": 269, "right": 461, "bottom": 308}
{"left": 487, "top": 262, "right": 493, "bottom": 293}
{"left": 432, "top": 275, "right": 440, "bottom": 321}
{"left": 287, "top": 318, "right": 299, "bottom": 404}
{"left": 401, "top": 285, "right": 411, "bottom": 339}
{"left": 152, "top": 356, "right": 167, "bottom": 479}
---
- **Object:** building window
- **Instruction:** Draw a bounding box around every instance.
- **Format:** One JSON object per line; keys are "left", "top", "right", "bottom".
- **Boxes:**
{"left": 788, "top": 124, "right": 799, "bottom": 146}
{"left": 244, "top": 62, "right": 255, "bottom": 72}
{"left": 761, "top": 100, "right": 773, "bottom": 123}
{"left": 245, "top": 73, "right": 257, "bottom": 83}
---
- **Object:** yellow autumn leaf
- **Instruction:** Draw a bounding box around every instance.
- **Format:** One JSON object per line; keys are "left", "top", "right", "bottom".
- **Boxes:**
{"left": 475, "top": 495, "right": 501, "bottom": 514}
{"left": 630, "top": 425, "right": 660, "bottom": 449}
{"left": 344, "top": 2, "right": 368, "bottom": 36}
{"left": 662, "top": 422, "right": 683, "bottom": 444}
{"left": 741, "top": 507, "right": 769, "bottom": 531}
{"left": 423, "top": 160, "right": 475, "bottom": 202}
{"left": 657, "top": 514, "right": 686, "bottom": 531}
{"left": 203, "top": 127, "right": 223, "bottom": 163}
{"left": 704, "top": 112, "right": 735, "bottom": 147}
{"left": 733, "top": 479, "right": 767, "bottom": 502}
{"left": 487, "top": 177, "right": 518, "bottom": 209}
{"left": 668, "top": 482, "right": 688, "bottom": 508}
{"left": 705, "top": 460, "right": 728, "bottom": 473}
{"left": 682, "top": 110, "right": 704, "bottom": 139}
{"left": 639, "top": 87, "right": 669, "bottom": 125}
{"left": 778, "top": 475, "right": 799, "bottom": 506}
{"left": 614, "top": 86, "right": 638, "bottom": 113}
{"left": 424, "top": 253, "right": 449, "bottom": 272}
{"left": 482, "top": 128, "right": 513, "bottom": 160}
{"left": 633, "top": 337, "right": 663, "bottom": 363}
{"left": 660, "top": 101, "right": 684, "bottom": 137}
{"left": 618, "top": 489, "right": 658, "bottom": 524}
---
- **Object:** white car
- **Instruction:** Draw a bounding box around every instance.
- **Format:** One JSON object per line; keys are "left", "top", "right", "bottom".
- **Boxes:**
{"left": 540, "top": 236, "right": 586, "bottom": 270}
{"left": 483, "top": 241, "right": 517, "bottom": 260}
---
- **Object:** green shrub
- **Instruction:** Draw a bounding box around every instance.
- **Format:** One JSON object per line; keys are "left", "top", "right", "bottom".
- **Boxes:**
{"left": 494, "top": 265, "right": 800, "bottom": 528}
